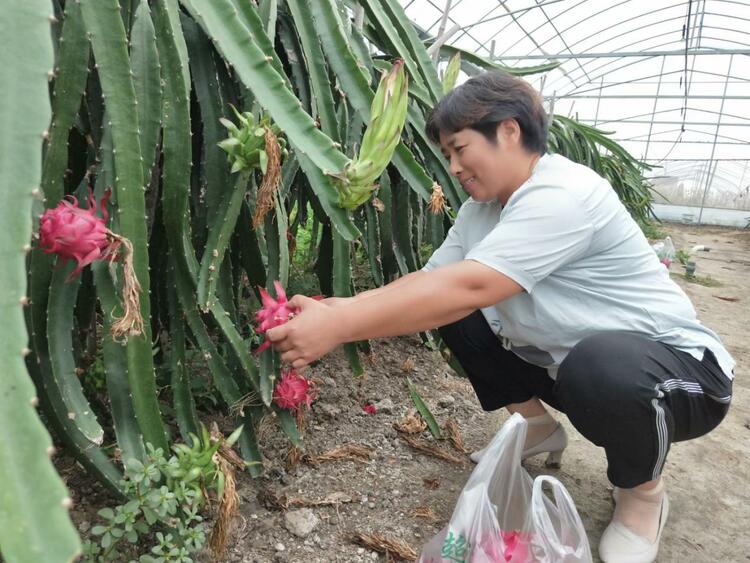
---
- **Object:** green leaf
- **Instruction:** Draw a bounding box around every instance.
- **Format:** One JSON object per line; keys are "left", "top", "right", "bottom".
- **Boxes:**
{"left": 406, "top": 377, "right": 442, "bottom": 439}
{"left": 98, "top": 507, "right": 115, "bottom": 520}
{"left": 436, "top": 43, "right": 561, "bottom": 77}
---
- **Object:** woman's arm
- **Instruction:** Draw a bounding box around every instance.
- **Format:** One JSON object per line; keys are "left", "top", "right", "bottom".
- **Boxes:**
{"left": 323, "top": 270, "right": 428, "bottom": 307}
{"left": 267, "top": 260, "right": 522, "bottom": 368}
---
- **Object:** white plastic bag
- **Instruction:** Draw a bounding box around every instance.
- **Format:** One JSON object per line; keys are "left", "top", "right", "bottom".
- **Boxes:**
{"left": 651, "top": 236, "right": 675, "bottom": 267}
{"left": 418, "top": 414, "right": 592, "bottom": 562}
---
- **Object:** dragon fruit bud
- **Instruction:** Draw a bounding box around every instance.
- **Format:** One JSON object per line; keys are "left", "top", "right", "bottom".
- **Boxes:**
{"left": 273, "top": 368, "right": 316, "bottom": 411}
{"left": 39, "top": 190, "right": 113, "bottom": 279}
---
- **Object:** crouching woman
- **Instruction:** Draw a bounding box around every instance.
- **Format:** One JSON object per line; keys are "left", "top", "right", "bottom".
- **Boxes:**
{"left": 266, "top": 72, "right": 734, "bottom": 563}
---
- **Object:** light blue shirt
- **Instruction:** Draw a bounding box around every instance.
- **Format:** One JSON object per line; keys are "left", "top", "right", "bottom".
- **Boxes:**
{"left": 424, "top": 153, "right": 735, "bottom": 380}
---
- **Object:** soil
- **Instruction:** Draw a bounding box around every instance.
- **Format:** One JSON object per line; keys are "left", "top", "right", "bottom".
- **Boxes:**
{"left": 63, "top": 222, "right": 750, "bottom": 563}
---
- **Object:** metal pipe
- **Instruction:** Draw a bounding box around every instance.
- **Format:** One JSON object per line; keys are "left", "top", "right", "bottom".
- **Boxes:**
{"left": 644, "top": 56, "right": 667, "bottom": 161}
{"left": 549, "top": 94, "right": 748, "bottom": 100}
{"left": 579, "top": 119, "right": 750, "bottom": 127}
{"left": 494, "top": 47, "right": 750, "bottom": 61}
{"left": 431, "top": 0, "right": 453, "bottom": 62}
{"left": 698, "top": 55, "right": 733, "bottom": 224}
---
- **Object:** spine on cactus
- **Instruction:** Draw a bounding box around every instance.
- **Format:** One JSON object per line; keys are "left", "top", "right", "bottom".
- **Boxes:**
{"left": 0, "top": 2, "right": 82, "bottom": 561}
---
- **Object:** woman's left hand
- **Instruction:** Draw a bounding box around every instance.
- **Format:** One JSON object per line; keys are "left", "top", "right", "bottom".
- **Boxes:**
{"left": 266, "top": 295, "right": 345, "bottom": 369}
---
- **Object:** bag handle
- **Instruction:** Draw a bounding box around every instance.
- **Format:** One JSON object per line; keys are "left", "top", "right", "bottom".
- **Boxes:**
{"left": 530, "top": 475, "right": 591, "bottom": 560}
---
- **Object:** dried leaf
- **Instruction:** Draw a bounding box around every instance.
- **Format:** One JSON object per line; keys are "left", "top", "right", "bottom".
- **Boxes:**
{"left": 398, "top": 434, "right": 464, "bottom": 465}
{"left": 286, "top": 491, "right": 354, "bottom": 507}
{"left": 410, "top": 506, "right": 438, "bottom": 521}
{"left": 209, "top": 455, "right": 238, "bottom": 560}
{"left": 444, "top": 417, "right": 469, "bottom": 454}
{"left": 428, "top": 182, "right": 446, "bottom": 215}
{"left": 307, "top": 443, "right": 373, "bottom": 465}
{"left": 393, "top": 412, "right": 426, "bottom": 435}
{"left": 422, "top": 478, "right": 440, "bottom": 490}
{"left": 351, "top": 531, "right": 417, "bottom": 561}
{"left": 252, "top": 127, "right": 282, "bottom": 228}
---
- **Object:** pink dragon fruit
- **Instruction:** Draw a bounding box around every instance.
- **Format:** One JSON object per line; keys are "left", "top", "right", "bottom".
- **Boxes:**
{"left": 273, "top": 368, "right": 317, "bottom": 411}
{"left": 254, "top": 281, "right": 323, "bottom": 353}
{"left": 39, "top": 190, "right": 118, "bottom": 280}
{"left": 254, "top": 281, "right": 297, "bottom": 353}
{"left": 476, "top": 529, "right": 532, "bottom": 562}
{"left": 38, "top": 189, "right": 143, "bottom": 339}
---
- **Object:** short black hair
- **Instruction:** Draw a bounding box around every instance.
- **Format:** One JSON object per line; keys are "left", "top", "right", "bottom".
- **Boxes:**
{"left": 426, "top": 71, "right": 548, "bottom": 154}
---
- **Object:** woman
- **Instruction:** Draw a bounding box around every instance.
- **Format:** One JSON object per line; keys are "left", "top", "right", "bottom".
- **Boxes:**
{"left": 267, "top": 72, "right": 734, "bottom": 563}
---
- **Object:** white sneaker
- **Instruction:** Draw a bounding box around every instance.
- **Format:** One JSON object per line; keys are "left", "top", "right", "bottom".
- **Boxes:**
{"left": 469, "top": 422, "right": 568, "bottom": 467}
{"left": 598, "top": 493, "right": 669, "bottom": 563}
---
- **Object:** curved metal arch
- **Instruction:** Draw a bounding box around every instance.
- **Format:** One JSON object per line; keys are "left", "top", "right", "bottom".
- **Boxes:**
{"left": 420, "top": 0, "right": 500, "bottom": 52}
{"left": 495, "top": 0, "right": 640, "bottom": 58}
{"left": 548, "top": 35, "right": 747, "bottom": 96}
{"left": 555, "top": 65, "right": 750, "bottom": 99}
{"left": 542, "top": 17, "right": 749, "bottom": 93}
{"left": 563, "top": 14, "right": 749, "bottom": 67}
{"left": 620, "top": 127, "right": 750, "bottom": 145}
{"left": 500, "top": 0, "right": 749, "bottom": 58}
{"left": 495, "top": 0, "right": 616, "bottom": 57}
{"left": 589, "top": 105, "right": 750, "bottom": 127}
{"left": 520, "top": 0, "right": 685, "bottom": 57}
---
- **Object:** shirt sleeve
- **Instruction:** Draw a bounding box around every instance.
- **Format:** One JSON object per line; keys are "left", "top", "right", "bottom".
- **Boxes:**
{"left": 465, "top": 186, "right": 594, "bottom": 292}
{"left": 422, "top": 202, "right": 470, "bottom": 272}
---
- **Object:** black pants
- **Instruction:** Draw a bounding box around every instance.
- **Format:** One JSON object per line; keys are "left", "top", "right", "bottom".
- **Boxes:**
{"left": 439, "top": 311, "right": 733, "bottom": 488}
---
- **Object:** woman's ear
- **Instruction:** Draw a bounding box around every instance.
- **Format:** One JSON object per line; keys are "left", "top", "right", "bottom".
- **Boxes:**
{"left": 498, "top": 118, "right": 522, "bottom": 146}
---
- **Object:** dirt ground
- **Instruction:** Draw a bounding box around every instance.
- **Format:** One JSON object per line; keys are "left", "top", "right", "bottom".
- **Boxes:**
{"left": 65, "top": 222, "right": 750, "bottom": 562}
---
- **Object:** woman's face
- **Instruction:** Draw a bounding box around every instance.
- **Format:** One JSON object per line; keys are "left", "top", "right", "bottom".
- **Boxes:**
{"left": 439, "top": 120, "right": 529, "bottom": 204}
